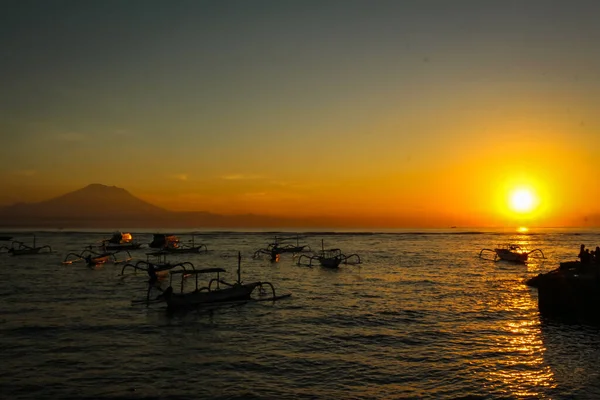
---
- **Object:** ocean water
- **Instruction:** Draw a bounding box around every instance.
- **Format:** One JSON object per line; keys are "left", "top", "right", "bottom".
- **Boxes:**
{"left": 2, "top": 228, "right": 600, "bottom": 400}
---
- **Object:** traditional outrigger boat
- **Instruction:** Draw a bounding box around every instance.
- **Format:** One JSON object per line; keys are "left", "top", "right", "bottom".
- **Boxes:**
{"left": 149, "top": 233, "right": 208, "bottom": 254}
{"left": 149, "top": 234, "right": 179, "bottom": 249}
{"left": 479, "top": 244, "right": 545, "bottom": 264}
{"left": 159, "top": 252, "right": 290, "bottom": 311}
{"left": 120, "top": 250, "right": 196, "bottom": 278}
{"left": 2, "top": 235, "right": 52, "bottom": 256}
{"left": 102, "top": 232, "right": 142, "bottom": 251}
{"left": 253, "top": 235, "right": 311, "bottom": 260}
{"left": 296, "top": 240, "right": 361, "bottom": 268}
{"left": 63, "top": 248, "right": 132, "bottom": 267}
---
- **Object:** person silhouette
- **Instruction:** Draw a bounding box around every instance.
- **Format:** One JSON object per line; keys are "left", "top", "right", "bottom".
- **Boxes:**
{"left": 578, "top": 244, "right": 586, "bottom": 262}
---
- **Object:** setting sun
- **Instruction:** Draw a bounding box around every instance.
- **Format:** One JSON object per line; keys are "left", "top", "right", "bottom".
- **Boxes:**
{"left": 509, "top": 188, "right": 537, "bottom": 214}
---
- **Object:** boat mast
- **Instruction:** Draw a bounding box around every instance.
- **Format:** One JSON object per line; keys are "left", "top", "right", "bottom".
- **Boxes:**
{"left": 237, "top": 251, "right": 241, "bottom": 284}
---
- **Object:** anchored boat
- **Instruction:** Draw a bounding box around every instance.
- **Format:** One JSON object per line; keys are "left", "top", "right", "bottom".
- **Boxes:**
{"left": 160, "top": 252, "right": 290, "bottom": 311}
{"left": 479, "top": 244, "right": 545, "bottom": 264}
{"left": 63, "top": 248, "right": 132, "bottom": 267}
{"left": 102, "top": 232, "right": 142, "bottom": 251}
{"left": 120, "top": 250, "right": 196, "bottom": 278}
{"left": 149, "top": 233, "right": 208, "bottom": 254}
{"left": 297, "top": 240, "right": 361, "bottom": 268}
{"left": 2, "top": 235, "right": 52, "bottom": 256}
{"left": 253, "top": 235, "right": 311, "bottom": 260}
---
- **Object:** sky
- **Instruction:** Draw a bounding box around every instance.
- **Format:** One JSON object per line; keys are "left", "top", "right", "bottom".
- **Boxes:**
{"left": 1, "top": 0, "right": 600, "bottom": 228}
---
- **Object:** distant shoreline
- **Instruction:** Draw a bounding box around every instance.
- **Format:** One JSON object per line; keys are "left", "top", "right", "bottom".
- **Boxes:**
{"left": 1, "top": 227, "right": 598, "bottom": 235}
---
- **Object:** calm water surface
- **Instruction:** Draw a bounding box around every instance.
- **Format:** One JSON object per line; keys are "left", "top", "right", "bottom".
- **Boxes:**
{"left": 2, "top": 229, "right": 600, "bottom": 399}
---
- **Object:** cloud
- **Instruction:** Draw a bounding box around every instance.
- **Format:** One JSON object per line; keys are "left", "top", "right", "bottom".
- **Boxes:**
{"left": 171, "top": 174, "right": 189, "bottom": 181}
{"left": 221, "top": 174, "right": 264, "bottom": 180}
{"left": 242, "top": 192, "right": 267, "bottom": 198}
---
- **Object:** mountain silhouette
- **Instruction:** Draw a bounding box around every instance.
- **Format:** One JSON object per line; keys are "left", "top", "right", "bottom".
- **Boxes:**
{"left": 0, "top": 183, "right": 303, "bottom": 228}
{"left": 0, "top": 183, "right": 412, "bottom": 229}
{"left": 0, "top": 184, "right": 172, "bottom": 227}
{"left": 1, "top": 184, "right": 166, "bottom": 217}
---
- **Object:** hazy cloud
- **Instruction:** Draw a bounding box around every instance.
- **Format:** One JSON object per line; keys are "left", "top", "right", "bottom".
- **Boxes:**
{"left": 171, "top": 174, "right": 189, "bottom": 181}
{"left": 242, "top": 192, "right": 267, "bottom": 198}
{"left": 221, "top": 174, "right": 264, "bottom": 180}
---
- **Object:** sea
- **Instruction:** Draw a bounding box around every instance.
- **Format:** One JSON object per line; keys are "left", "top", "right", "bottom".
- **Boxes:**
{"left": 1, "top": 227, "right": 600, "bottom": 400}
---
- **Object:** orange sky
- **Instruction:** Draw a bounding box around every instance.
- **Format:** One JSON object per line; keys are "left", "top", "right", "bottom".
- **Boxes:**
{"left": 1, "top": 2, "right": 599, "bottom": 228}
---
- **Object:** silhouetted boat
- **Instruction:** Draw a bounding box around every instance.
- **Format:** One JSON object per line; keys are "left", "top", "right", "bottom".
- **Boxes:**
{"left": 120, "top": 250, "right": 196, "bottom": 278}
{"left": 149, "top": 233, "right": 208, "bottom": 254}
{"left": 296, "top": 240, "right": 361, "bottom": 268}
{"left": 2, "top": 235, "right": 52, "bottom": 256}
{"left": 102, "top": 232, "right": 142, "bottom": 251}
{"left": 479, "top": 244, "right": 545, "bottom": 264}
{"left": 149, "top": 234, "right": 179, "bottom": 249}
{"left": 253, "top": 235, "right": 311, "bottom": 259}
{"left": 0, "top": 235, "right": 12, "bottom": 241}
{"left": 161, "top": 253, "right": 289, "bottom": 311}
{"left": 63, "top": 248, "right": 132, "bottom": 267}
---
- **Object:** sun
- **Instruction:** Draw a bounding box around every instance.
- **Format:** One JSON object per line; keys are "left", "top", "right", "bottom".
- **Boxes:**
{"left": 509, "top": 188, "right": 537, "bottom": 213}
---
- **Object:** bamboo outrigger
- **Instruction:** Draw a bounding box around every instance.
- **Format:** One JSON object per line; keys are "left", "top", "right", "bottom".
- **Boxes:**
{"left": 120, "top": 250, "right": 196, "bottom": 278}
{"left": 159, "top": 252, "right": 291, "bottom": 311}
{"left": 149, "top": 233, "right": 208, "bottom": 254}
{"left": 2, "top": 235, "right": 52, "bottom": 256}
{"left": 479, "top": 244, "right": 545, "bottom": 264}
{"left": 253, "top": 235, "right": 311, "bottom": 260}
{"left": 296, "top": 240, "right": 361, "bottom": 268}
{"left": 63, "top": 248, "right": 132, "bottom": 267}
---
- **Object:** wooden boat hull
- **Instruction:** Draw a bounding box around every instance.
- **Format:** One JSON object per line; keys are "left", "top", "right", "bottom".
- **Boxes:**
{"left": 164, "top": 282, "right": 261, "bottom": 310}
{"left": 87, "top": 255, "right": 110, "bottom": 265}
{"left": 104, "top": 243, "right": 142, "bottom": 251}
{"left": 9, "top": 248, "right": 42, "bottom": 255}
{"left": 495, "top": 249, "right": 527, "bottom": 263}
{"left": 319, "top": 257, "right": 342, "bottom": 268}
{"left": 165, "top": 247, "right": 202, "bottom": 254}
{"left": 277, "top": 246, "right": 306, "bottom": 253}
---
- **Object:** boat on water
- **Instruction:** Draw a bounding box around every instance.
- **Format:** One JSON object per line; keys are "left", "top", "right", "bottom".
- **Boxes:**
{"left": 296, "top": 240, "right": 361, "bottom": 268}
{"left": 269, "top": 236, "right": 311, "bottom": 253}
{"left": 479, "top": 244, "right": 545, "bottom": 264}
{"left": 253, "top": 236, "right": 311, "bottom": 260}
{"left": 102, "top": 232, "right": 142, "bottom": 251}
{"left": 149, "top": 234, "right": 179, "bottom": 249}
{"left": 149, "top": 233, "right": 208, "bottom": 254}
{"left": 63, "top": 248, "right": 132, "bottom": 267}
{"left": 160, "top": 252, "right": 290, "bottom": 311}
{"left": 0, "top": 235, "right": 12, "bottom": 241}
{"left": 1, "top": 235, "right": 52, "bottom": 256}
{"left": 120, "top": 250, "right": 196, "bottom": 278}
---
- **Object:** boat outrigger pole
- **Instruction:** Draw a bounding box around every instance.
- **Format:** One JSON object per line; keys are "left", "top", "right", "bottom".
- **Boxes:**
{"left": 237, "top": 251, "right": 242, "bottom": 284}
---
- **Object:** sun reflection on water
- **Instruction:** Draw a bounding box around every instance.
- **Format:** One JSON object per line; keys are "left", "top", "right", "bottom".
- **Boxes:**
{"left": 474, "top": 281, "right": 558, "bottom": 397}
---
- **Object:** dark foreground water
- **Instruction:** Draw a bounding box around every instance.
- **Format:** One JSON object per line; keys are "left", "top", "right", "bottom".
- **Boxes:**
{"left": 2, "top": 228, "right": 600, "bottom": 399}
